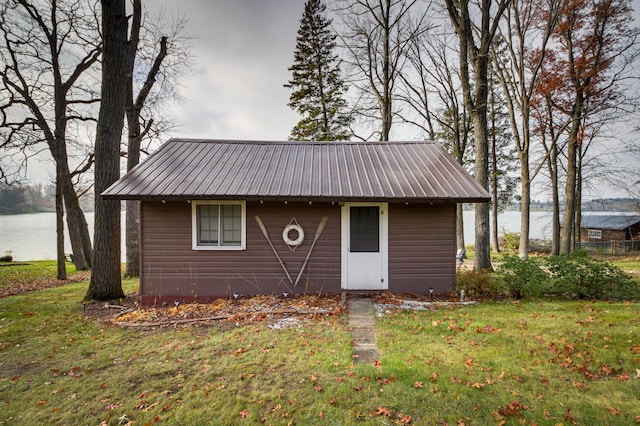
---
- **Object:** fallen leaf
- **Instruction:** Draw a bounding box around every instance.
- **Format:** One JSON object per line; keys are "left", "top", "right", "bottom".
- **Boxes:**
{"left": 572, "top": 381, "right": 588, "bottom": 390}
{"left": 563, "top": 408, "right": 573, "bottom": 421}
{"left": 395, "top": 414, "right": 412, "bottom": 424}
{"left": 618, "top": 372, "right": 630, "bottom": 381}
{"left": 413, "top": 381, "right": 424, "bottom": 388}
{"left": 239, "top": 409, "right": 250, "bottom": 418}
{"left": 607, "top": 406, "right": 622, "bottom": 415}
{"left": 372, "top": 406, "right": 392, "bottom": 417}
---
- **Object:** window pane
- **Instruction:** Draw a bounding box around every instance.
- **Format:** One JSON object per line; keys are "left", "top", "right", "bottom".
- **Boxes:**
{"left": 221, "top": 204, "right": 242, "bottom": 246}
{"left": 350, "top": 206, "right": 379, "bottom": 252}
{"left": 198, "top": 205, "right": 219, "bottom": 245}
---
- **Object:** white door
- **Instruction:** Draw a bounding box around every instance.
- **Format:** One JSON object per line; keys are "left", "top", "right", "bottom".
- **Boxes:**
{"left": 341, "top": 203, "right": 388, "bottom": 290}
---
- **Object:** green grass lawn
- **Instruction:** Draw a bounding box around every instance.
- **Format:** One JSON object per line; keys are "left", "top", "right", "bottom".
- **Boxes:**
{"left": 0, "top": 263, "right": 639, "bottom": 424}
{"left": 0, "top": 261, "right": 75, "bottom": 288}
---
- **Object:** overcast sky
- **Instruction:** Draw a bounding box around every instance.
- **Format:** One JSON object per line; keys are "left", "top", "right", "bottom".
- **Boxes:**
{"left": 149, "top": 0, "right": 305, "bottom": 141}
{"left": 19, "top": 0, "right": 638, "bottom": 200}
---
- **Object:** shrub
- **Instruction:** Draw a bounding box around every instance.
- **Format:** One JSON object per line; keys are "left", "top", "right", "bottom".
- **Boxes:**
{"left": 500, "top": 229, "right": 519, "bottom": 252}
{"left": 544, "top": 251, "right": 638, "bottom": 300}
{"left": 496, "top": 255, "right": 548, "bottom": 299}
{"left": 456, "top": 269, "right": 504, "bottom": 299}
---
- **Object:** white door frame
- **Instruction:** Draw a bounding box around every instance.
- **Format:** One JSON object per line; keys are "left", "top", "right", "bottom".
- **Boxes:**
{"left": 341, "top": 202, "right": 388, "bottom": 290}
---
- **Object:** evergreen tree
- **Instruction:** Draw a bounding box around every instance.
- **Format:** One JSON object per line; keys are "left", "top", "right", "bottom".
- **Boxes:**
{"left": 285, "top": 0, "right": 351, "bottom": 141}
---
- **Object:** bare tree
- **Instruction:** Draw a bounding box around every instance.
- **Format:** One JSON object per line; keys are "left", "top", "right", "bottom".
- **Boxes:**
{"left": 123, "top": 4, "right": 191, "bottom": 278}
{"left": 445, "top": 0, "right": 511, "bottom": 270}
{"left": 85, "top": 0, "right": 128, "bottom": 301}
{"left": 336, "top": 0, "right": 428, "bottom": 141}
{"left": 404, "top": 29, "right": 475, "bottom": 250}
{"left": 491, "top": 0, "right": 559, "bottom": 258}
{"left": 0, "top": 0, "right": 101, "bottom": 272}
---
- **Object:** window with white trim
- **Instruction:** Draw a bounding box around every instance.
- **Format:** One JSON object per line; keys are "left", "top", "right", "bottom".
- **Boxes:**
{"left": 587, "top": 229, "right": 602, "bottom": 239}
{"left": 192, "top": 201, "right": 245, "bottom": 250}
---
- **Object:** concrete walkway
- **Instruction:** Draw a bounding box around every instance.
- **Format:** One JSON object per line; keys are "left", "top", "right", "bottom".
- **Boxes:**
{"left": 348, "top": 298, "right": 380, "bottom": 363}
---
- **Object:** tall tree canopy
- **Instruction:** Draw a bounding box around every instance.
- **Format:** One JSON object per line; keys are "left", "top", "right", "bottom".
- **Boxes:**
{"left": 285, "top": 0, "right": 351, "bottom": 141}
{"left": 533, "top": 0, "right": 638, "bottom": 254}
{"left": 0, "top": 0, "right": 100, "bottom": 273}
{"left": 337, "top": 0, "right": 427, "bottom": 141}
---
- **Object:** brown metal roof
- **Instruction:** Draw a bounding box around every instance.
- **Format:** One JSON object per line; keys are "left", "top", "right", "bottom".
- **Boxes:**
{"left": 102, "top": 139, "right": 491, "bottom": 203}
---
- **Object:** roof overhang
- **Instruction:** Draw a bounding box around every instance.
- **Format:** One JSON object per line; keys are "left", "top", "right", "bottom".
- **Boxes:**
{"left": 103, "top": 139, "right": 492, "bottom": 203}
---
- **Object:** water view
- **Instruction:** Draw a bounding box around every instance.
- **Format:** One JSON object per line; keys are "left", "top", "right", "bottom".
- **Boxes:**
{"left": 0, "top": 212, "right": 126, "bottom": 261}
{"left": 0, "top": 210, "right": 557, "bottom": 261}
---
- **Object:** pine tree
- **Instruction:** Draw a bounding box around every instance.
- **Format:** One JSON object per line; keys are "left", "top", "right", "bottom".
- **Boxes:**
{"left": 285, "top": 0, "right": 351, "bottom": 141}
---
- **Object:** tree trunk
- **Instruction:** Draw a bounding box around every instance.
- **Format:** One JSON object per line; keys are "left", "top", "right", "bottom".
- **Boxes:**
{"left": 550, "top": 140, "right": 560, "bottom": 256}
{"left": 575, "top": 147, "right": 583, "bottom": 250}
{"left": 47, "top": 137, "right": 93, "bottom": 270}
{"left": 124, "top": 102, "right": 141, "bottom": 278}
{"left": 473, "top": 110, "right": 492, "bottom": 271}
{"left": 560, "top": 96, "right": 583, "bottom": 254}
{"left": 55, "top": 163, "right": 66, "bottom": 280}
{"left": 490, "top": 90, "right": 500, "bottom": 253}
{"left": 472, "top": 62, "right": 492, "bottom": 270}
{"left": 62, "top": 174, "right": 92, "bottom": 269}
{"left": 85, "top": 0, "right": 128, "bottom": 301}
{"left": 456, "top": 204, "right": 465, "bottom": 252}
{"left": 519, "top": 166, "right": 531, "bottom": 258}
{"left": 445, "top": 0, "right": 506, "bottom": 272}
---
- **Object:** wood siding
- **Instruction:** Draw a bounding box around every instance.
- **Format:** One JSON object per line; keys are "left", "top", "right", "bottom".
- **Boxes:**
{"left": 140, "top": 201, "right": 341, "bottom": 301}
{"left": 580, "top": 223, "right": 640, "bottom": 242}
{"left": 580, "top": 228, "right": 626, "bottom": 242}
{"left": 139, "top": 201, "right": 458, "bottom": 301}
{"left": 388, "top": 204, "right": 456, "bottom": 294}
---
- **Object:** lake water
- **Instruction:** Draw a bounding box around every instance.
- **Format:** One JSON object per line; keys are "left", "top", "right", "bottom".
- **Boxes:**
{"left": 0, "top": 212, "right": 126, "bottom": 261}
{"left": 0, "top": 210, "right": 555, "bottom": 261}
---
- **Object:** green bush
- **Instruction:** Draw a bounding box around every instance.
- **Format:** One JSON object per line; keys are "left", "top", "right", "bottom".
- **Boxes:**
{"left": 496, "top": 254, "right": 548, "bottom": 299}
{"left": 500, "top": 229, "right": 520, "bottom": 252}
{"left": 455, "top": 269, "right": 504, "bottom": 299}
{"left": 545, "top": 251, "right": 638, "bottom": 300}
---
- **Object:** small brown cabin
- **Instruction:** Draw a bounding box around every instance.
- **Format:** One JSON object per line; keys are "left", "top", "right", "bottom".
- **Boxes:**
{"left": 580, "top": 215, "right": 640, "bottom": 243}
{"left": 103, "top": 139, "right": 490, "bottom": 303}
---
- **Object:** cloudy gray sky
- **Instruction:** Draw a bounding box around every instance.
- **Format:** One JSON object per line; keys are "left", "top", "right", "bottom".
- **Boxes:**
{"left": 149, "top": 0, "right": 306, "bottom": 141}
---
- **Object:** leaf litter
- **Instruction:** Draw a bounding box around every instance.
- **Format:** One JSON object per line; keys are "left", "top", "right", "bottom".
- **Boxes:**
{"left": 84, "top": 293, "right": 345, "bottom": 330}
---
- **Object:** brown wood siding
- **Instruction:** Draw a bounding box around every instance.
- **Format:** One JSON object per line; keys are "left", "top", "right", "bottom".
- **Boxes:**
{"left": 140, "top": 201, "right": 341, "bottom": 300}
{"left": 580, "top": 228, "right": 627, "bottom": 242}
{"left": 388, "top": 204, "right": 456, "bottom": 294}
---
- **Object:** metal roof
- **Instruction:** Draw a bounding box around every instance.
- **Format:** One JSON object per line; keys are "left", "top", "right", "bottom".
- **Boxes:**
{"left": 581, "top": 214, "right": 640, "bottom": 230}
{"left": 102, "top": 139, "right": 491, "bottom": 203}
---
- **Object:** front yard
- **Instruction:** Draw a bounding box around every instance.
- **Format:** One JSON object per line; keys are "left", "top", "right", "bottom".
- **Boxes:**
{"left": 0, "top": 263, "right": 639, "bottom": 424}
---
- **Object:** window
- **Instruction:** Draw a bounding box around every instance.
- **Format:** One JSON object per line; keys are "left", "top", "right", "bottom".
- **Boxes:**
{"left": 587, "top": 229, "right": 602, "bottom": 239}
{"left": 350, "top": 206, "right": 380, "bottom": 252}
{"left": 192, "top": 201, "right": 245, "bottom": 250}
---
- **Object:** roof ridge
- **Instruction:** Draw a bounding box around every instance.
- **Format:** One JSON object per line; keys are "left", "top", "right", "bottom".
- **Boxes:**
{"left": 167, "top": 138, "right": 438, "bottom": 145}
